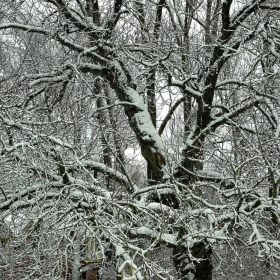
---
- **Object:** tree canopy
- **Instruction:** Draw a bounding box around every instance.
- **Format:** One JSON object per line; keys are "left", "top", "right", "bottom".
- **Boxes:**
{"left": 0, "top": 0, "right": 280, "bottom": 279}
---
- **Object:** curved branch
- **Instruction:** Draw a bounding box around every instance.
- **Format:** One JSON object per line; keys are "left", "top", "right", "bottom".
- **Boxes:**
{"left": 158, "top": 96, "right": 185, "bottom": 135}
{"left": 68, "top": 160, "right": 137, "bottom": 192}
{"left": 0, "top": 23, "right": 86, "bottom": 53}
{"left": 230, "top": 0, "right": 267, "bottom": 30}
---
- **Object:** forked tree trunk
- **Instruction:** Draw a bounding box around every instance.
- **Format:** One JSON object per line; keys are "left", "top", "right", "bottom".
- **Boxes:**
{"left": 171, "top": 0, "right": 225, "bottom": 277}
{"left": 174, "top": 139, "right": 213, "bottom": 280}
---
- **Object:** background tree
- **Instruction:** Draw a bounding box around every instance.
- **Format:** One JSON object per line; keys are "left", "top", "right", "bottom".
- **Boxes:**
{"left": 1, "top": 0, "right": 280, "bottom": 280}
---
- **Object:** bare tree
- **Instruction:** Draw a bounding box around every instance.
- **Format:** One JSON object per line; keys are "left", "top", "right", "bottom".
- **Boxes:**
{"left": 1, "top": 0, "right": 280, "bottom": 279}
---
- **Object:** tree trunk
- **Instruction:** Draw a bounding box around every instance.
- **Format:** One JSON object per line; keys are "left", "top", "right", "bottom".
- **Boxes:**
{"left": 72, "top": 230, "right": 83, "bottom": 280}
{"left": 147, "top": 69, "right": 157, "bottom": 185}
{"left": 174, "top": 240, "right": 213, "bottom": 280}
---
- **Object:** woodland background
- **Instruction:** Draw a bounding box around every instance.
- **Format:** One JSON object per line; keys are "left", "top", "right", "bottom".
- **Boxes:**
{"left": 0, "top": 0, "right": 280, "bottom": 279}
